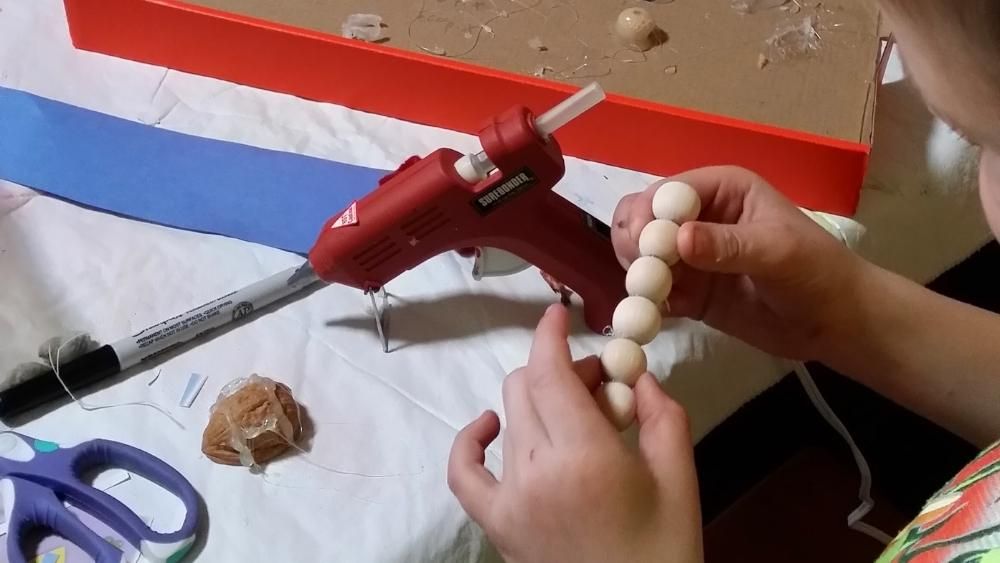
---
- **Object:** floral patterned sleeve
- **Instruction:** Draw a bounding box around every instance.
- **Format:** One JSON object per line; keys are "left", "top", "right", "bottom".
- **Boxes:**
{"left": 877, "top": 440, "right": 1000, "bottom": 563}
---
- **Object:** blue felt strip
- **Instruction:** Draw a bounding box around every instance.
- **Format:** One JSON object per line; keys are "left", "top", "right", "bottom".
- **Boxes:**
{"left": 0, "top": 86, "right": 389, "bottom": 255}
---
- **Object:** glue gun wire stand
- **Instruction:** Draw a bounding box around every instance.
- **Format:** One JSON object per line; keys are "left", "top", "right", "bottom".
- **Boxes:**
{"left": 0, "top": 83, "right": 614, "bottom": 421}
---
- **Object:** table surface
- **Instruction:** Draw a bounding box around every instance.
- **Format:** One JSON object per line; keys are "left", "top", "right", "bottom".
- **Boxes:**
{"left": 0, "top": 1, "right": 992, "bottom": 561}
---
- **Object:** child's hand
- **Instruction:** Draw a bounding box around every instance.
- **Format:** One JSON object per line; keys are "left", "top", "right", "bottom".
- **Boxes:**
{"left": 448, "top": 305, "right": 703, "bottom": 563}
{"left": 611, "top": 165, "right": 868, "bottom": 361}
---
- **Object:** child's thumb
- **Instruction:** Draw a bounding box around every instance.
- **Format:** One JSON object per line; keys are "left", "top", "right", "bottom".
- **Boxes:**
{"left": 633, "top": 374, "right": 696, "bottom": 488}
{"left": 678, "top": 221, "right": 785, "bottom": 277}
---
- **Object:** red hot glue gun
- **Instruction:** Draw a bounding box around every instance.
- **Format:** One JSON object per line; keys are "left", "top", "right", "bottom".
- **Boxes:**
{"left": 307, "top": 83, "right": 626, "bottom": 334}
{"left": 0, "top": 85, "right": 630, "bottom": 421}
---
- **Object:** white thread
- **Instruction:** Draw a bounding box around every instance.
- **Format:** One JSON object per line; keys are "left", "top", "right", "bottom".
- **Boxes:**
{"left": 257, "top": 431, "right": 426, "bottom": 505}
{"left": 217, "top": 384, "right": 423, "bottom": 480}
{"left": 47, "top": 334, "right": 186, "bottom": 431}
{"left": 273, "top": 431, "right": 423, "bottom": 479}
{"left": 259, "top": 472, "right": 382, "bottom": 505}
{"left": 792, "top": 362, "right": 893, "bottom": 545}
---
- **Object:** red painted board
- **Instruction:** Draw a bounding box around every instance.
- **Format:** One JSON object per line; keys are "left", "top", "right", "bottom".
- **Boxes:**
{"left": 63, "top": 0, "right": 869, "bottom": 215}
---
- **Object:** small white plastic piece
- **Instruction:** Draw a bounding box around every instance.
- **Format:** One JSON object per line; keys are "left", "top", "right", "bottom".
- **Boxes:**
{"left": 600, "top": 338, "right": 647, "bottom": 386}
{"left": 455, "top": 155, "right": 484, "bottom": 183}
{"left": 179, "top": 372, "right": 208, "bottom": 408}
{"left": 625, "top": 256, "right": 673, "bottom": 304}
{"left": 454, "top": 152, "right": 495, "bottom": 183}
{"left": 595, "top": 382, "right": 637, "bottom": 431}
{"left": 614, "top": 7, "right": 658, "bottom": 52}
{"left": 638, "top": 219, "right": 681, "bottom": 266}
{"left": 652, "top": 181, "right": 701, "bottom": 224}
{"left": 534, "top": 82, "right": 606, "bottom": 138}
{"left": 612, "top": 296, "right": 662, "bottom": 345}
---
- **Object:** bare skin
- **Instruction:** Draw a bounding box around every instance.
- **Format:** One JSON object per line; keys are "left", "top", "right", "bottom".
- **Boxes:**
{"left": 613, "top": 166, "right": 1000, "bottom": 447}
{"left": 448, "top": 2, "right": 1000, "bottom": 561}
{"left": 448, "top": 306, "right": 701, "bottom": 563}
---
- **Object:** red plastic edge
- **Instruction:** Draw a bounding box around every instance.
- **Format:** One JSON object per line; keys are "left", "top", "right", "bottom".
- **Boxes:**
{"left": 63, "top": 0, "right": 870, "bottom": 215}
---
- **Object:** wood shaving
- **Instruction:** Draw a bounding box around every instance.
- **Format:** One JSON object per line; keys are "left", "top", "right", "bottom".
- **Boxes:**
{"left": 663, "top": 65, "right": 678, "bottom": 75}
{"left": 757, "top": 53, "right": 769, "bottom": 69}
{"left": 532, "top": 65, "right": 554, "bottom": 77}
{"left": 781, "top": 0, "right": 803, "bottom": 13}
{"left": 419, "top": 45, "right": 448, "bottom": 56}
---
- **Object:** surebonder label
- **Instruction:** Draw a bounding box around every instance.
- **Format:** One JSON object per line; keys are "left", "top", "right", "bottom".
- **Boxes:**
{"left": 471, "top": 168, "right": 537, "bottom": 215}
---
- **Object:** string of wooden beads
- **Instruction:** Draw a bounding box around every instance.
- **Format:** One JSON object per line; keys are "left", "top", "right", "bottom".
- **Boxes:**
{"left": 594, "top": 181, "right": 702, "bottom": 431}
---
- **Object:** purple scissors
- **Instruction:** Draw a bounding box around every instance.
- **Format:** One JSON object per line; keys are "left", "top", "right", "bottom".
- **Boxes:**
{"left": 0, "top": 432, "right": 199, "bottom": 563}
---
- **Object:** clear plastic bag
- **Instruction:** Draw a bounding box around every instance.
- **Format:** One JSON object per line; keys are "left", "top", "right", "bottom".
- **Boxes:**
{"left": 202, "top": 374, "right": 302, "bottom": 469}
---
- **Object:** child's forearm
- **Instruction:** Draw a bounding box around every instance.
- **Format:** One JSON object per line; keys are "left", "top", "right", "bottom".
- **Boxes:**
{"left": 824, "top": 263, "right": 1000, "bottom": 447}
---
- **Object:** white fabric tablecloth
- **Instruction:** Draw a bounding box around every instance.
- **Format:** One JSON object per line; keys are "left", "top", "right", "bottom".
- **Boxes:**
{"left": 0, "top": 1, "right": 991, "bottom": 561}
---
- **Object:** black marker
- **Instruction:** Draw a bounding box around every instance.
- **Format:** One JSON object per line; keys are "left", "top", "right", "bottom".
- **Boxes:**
{"left": 0, "top": 263, "right": 320, "bottom": 419}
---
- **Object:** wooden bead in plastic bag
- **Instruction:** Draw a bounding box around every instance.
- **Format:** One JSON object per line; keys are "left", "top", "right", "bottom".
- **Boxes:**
{"left": 600, "top": 338, "right": 647, "bottom": 386}
{"left": 652, "top": 181, "right": 701, "bottom": 224}
{"left": 202, "top": 374, "right": 302, "bottom": 467}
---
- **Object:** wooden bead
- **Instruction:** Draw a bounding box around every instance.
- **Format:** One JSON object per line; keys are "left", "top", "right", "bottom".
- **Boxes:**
{"left": 652, "top": 181, "right": 701, "bottom": 225}
{"left": 612, "top": 296, "right": 662, "bottom": 345}
{"left": 595, "top": 381, "right": 637, "bottom": 431}
{"left": 600, "top": 338, "right": 647, "bottom": 386}
{"left": 625, "top": 256, "right": 673, "bottom": 304}
{"left": 638, "top": 219, "right": 681, "bottom": 266}
{"left": 614, "top": 7, "right": 657, "bottom": 52}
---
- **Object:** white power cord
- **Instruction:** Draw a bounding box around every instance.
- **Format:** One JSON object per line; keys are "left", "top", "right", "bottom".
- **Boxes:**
{"left": 792, "top": 361, "right": 894, "bottom": 545}
{"left": 794, "top": 206, "right": 893, "bottom": 543}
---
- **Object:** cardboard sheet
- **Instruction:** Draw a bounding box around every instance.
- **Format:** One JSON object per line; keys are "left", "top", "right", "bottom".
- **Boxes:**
{"left": 0, "top": 1, "right": 990, "bottom": 561}
{"left": 187, "top": 0, "right": 881, "bottom": 143}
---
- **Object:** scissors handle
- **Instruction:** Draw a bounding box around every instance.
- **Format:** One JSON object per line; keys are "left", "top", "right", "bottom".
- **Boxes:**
{"left": 3, "top": 477, "right": 124, "bottom": 563}
{"left": 67, "top": 439, "right": 199, "bottom": 562}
